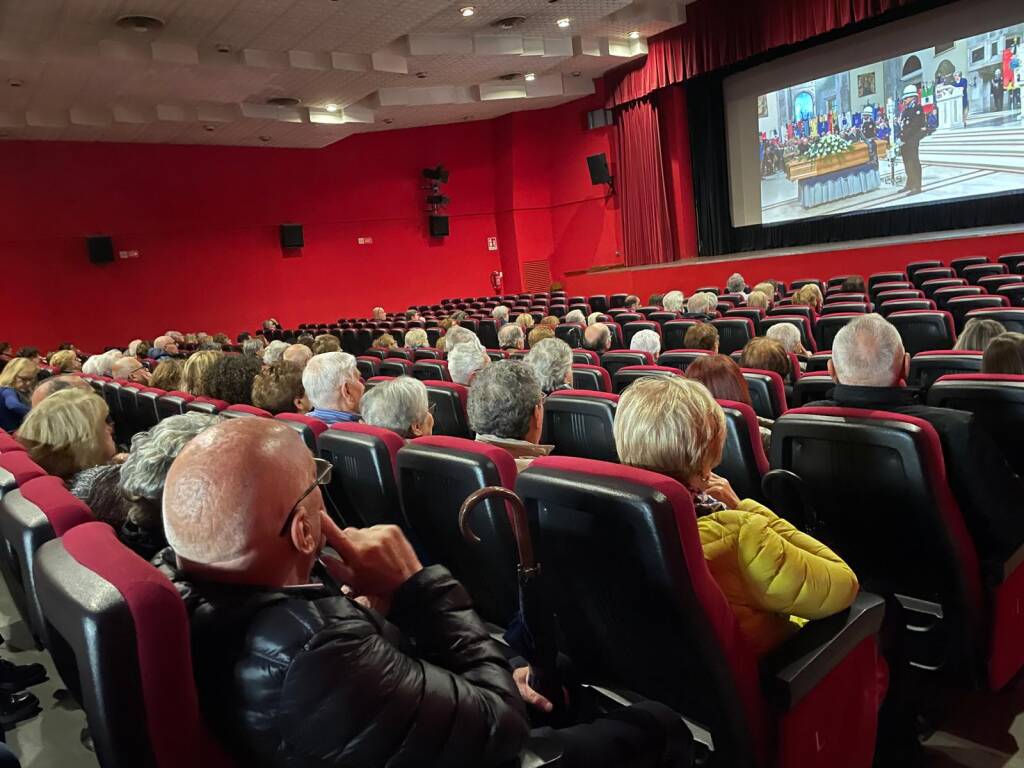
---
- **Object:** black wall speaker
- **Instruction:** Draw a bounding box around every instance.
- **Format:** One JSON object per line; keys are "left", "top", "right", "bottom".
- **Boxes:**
{"left": 87, "top": 235, "right": 115, "bottom": 264}
{"left": 429, "top": 215, "right": 450, "bottom": 238}
{"left": 587, "top": 153, "right": 612, "bottom": 185}
{"left": 280, "top": 224, "right": 304, "bottom": 248}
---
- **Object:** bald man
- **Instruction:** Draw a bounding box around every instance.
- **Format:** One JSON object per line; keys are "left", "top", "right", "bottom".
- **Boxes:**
{"left": 148, "top": 335, "right": 178, "bottom": 360}
{"left": 162, "top": 418, "right": 528, "bottom": 766}
{"left": 281, "top": 343, "right": 312, "bottom": 369}
{"left": 30, "top": 375, "right": 90, "bottom": 407}
{"left": 583, "top": 323, "right": 612, "bottom": 353}
{"left": 111, "top": 356, "right": 151, "bottom": 384}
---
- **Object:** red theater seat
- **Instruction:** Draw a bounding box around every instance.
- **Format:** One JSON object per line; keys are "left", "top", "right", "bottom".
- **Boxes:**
{"left": 711, "top": 318, "right": 755, "bottom": 356}
{"left": 963, "top": 307, "right": 1024, "bottom": 333}
{"left": 741, "top": 369, "right": 788, "bottom": 420}
{"left": 412, "top": 359, "right": 451, "bottom": 381}
{"left": 423, "top": 380, "right": 472, "bottom": 438}
{"left": 717, "top": 399, "right": 769, "bottom": 502}
{"left": 888, "top": 311, "right": 956, "bottom": 355}
{"left": 612, "top": 365, "right": 682, "bottom": 395}
{"left": 516, "top": 457, "right": 885, "bottom": 768}
{"left": 542, "top": 390, "right": 619, "bottom": 463}
{"left": 317, "top": 423, "right": 405, "bottom": 529}
{"left": 571, "top": 364, "right": 612, "bottom": 393}
{"left": 274, "top": 413, "right": 327, "bottom": 451}
{"left": 34, "top": 522, "right": 233, "bottom": 768}
{"left": 221, "top": 404, "right": 273, "bottom": 419}
{"left": 186, "top": 397, "right": 230, "bottom": 415}
{"left": 908, "top": 351, "right": 983, "bottom": 393}
{"left": 658, "top": 349, "right": 713, "bottom": 371}
{"left": 791, "top": 371, "right": 836, "bottom": 406}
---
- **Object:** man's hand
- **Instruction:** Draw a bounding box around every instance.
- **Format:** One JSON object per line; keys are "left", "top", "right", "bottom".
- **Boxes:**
{"left": 320, "top": 513, "right": 423, "bottom": 598}
{"left": 705, "top": 472, "right": 741, "bottom": 509}
{"left": 513, "top": 667, "right": 553, "bottom": 713}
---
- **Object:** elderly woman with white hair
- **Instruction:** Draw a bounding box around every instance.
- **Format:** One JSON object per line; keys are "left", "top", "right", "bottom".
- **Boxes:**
{"left": 404, "top": 328, "right": 429, "bottom": 350}
{"left": 525, "top": 338, "right": 573, "bottom": 395}
{"left": 564, "top": 309, "right": 586, "bottom": 325}
{"left": 498, "top": 323, "right": 525, "bottom": 351}
{"left": 448, "top": 342, "right": 490, "bottom": 386}
{"left": 491, "top": 305, "right": 510, "bottom": 325}
{"left": 263, "top": 339, "right": 290, "bottom": 366}
{"left": 630, "top": 329, "right": 661, "bottom": 359}
{"left": 685, "top": 292, "right": 718, "bottom": 320}
{"left": 662, "top": 290, "right": 686, "bottom": 313}
{"left": 726, "top": 273, "right": 748, "bottom": 298}
{"left": 613, "top": 376, "right": 859, "bottom": 656}
{"left": 242, "top": 337, "right": 266, "bottom": 358}
{"left": 765, "top": 323, "right": 808, "bottom": 360}
{"left": 468, "top": 361, "right": 551, "bottom": 470}
{"left": 360, "top": 377, "right": 434, "bottom": 440}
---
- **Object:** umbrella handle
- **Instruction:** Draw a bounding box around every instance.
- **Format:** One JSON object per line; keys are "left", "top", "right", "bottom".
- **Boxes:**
{"left": 458, "top": 486, "right": 537, "bottom": 571}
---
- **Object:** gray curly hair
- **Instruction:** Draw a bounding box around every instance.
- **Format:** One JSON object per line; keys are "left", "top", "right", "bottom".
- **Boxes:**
{"left": 525, "top": 338, "right": 573, "bottom": 394}
{"left": 467, "top": 361, "right": 542, "bottom": 440}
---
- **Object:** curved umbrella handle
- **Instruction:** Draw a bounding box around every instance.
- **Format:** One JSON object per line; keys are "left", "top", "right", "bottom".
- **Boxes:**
{"left": 459, "top": 486, "right": 536, "bottom": 571}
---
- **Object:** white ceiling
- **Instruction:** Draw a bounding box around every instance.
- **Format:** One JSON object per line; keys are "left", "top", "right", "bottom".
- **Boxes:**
{"left": 0, "top": 0, "right": 691, "bottom": 148}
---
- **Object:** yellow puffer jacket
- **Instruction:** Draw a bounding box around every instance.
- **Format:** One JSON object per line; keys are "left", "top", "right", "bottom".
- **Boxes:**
{"left": 698, "top": 499, "right": 859, "bottom": 657}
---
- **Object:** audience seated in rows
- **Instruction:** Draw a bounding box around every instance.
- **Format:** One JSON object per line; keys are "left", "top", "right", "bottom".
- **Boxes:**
{"left": 303, "top": 352, "right": 364, "bottom": 425}
{"left": 448, "top": 342, "right": 490, "bottom": 385}
{"left": 753, "top": 282, "right": 777, "bottom": 305}
{"left": 263, "top": 340, "right": 290, "bottom": 365}
{"left": 252, "top": 362, "right": 309, "bottom": 415}
{"left": 17, "top": 389, "right": 116, "bottom": 482}
{"left": 491, "top": 305, "right": 510, "bottom": 325}
{"left": 614, "top": 376, "right": 858, "bottom": 656}
{"left": 662, "top": 290, "right": 685, "bottom": 312}
{"left": 630, "top": 329, "right": 661, "bottom": 358}
{"left": 793, "top": 284, "right": 824, "bottom": 313}
{"left": 584, "top": 323, "right": 612, "bottom": 353}
{"left": 587, "top": 312, "right": 605, "bottom": 326}
{"left": 150, "top": 359, "right": 183, "bottom": 391}
{"left": 684, "top": 324, "right": 719, "bottom": 352}
{"left": 810, "top": 314, "right": 1024, "bottom": 559}
{"left": 0, "top": 358, "right": 38, "bottom": 431}
{"left": 242, "top": 337, "right": 266, "bottom": 358}
{"left": 148, "top": 335, "right": 179, "bottom": 360}
{"left": 181, "top": 350, "right": 221, "bottom": 397}
{"left": 686, "top": 354, "right": 772, "bottom": 453}
{"left": 111, "top": 356, "right": 151, "bottom": 384}
{"left": 983, "top": 332, "right": 1024, "bottom": 374}
{"left": 624, "top": 294, "right": 640, "bottom": 310}
{"left": 468, "top": 360, "right": 551, "bottom": 470}
{"left": 954, "top": 318, "right": 1007, "bottom": 352}
{"left": 747, "top": 291, "right": 770, "bottom": 310}
{"left": 498, "top": 324, "right": 525, "bottom": 350}
{"left": 207, "top": 355, "right": 262, "bottom": 406}
{"left": 516, "top": 313, "right": 534, "bottom": 332}
{"left": 525, "top": 338, "right": 573, "bottom": 395}
{"left": 360, "top": 376, "right": 434, "bottom": 439}
{"left": 726, "top": 272, "right": 748, "bottom": 298}
{"left": 312, "top": 334, "right": 341, "bottom": 355}
{"left": 404, "top": 328, "right": 429, "bottom": 349}
{"left": 684, "top": 292, "right": 717, "bottom": 321}
{"left": 373, "top": 334, "right": 398, "bottom": 352}
{"left": 283, "top": 343, "right": 313, "bottom": 368}
{"left": 766, "top": 323, "right": 808, "bottom": 358}
{"left": 527, "top": 325, "right": 554, "bottom": 348}
{"left": 564, "top": 309, "right": 586, "bottom": 325}
{"left": 742, "top": 337, "right": 793, "bottom": 385}
{"left": 842, "top": 275, "right": 866, "bottom": 294}
{"left": 47, "top": 349, "right": 80, "bottom": 374}
{"left": 30, "top": 375, "right": 89, "bottom": 407}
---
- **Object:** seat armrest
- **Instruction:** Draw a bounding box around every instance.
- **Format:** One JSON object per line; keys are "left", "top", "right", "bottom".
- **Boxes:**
{"left": 984, "top": 541, "right": 1024, "bottom": 587}
{"left": 759, "top": 592, "right": 886, "bottom": 709}
{"left": 520, "top": 737, "right": 563, "bottom": 767}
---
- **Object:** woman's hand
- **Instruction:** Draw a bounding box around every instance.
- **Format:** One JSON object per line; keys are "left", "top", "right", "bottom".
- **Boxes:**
{"left": 513, "top": 667, "right": 553, "bottom": 713}
{"left": 705, "top": 473, "right": 741, "bottom": 509}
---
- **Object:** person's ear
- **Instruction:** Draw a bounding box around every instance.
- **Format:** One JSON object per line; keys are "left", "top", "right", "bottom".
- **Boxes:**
{"left": 901, "top": 353, "right": 910, "bottom": 384}
{"left": 290, "top": 504, "right": 320, "bottom": 556}
{"left": 827, "top": 359, "right": 839, "bottom": 383}
{"left": 533, "top": 401, "right": 544, "bottom": 431}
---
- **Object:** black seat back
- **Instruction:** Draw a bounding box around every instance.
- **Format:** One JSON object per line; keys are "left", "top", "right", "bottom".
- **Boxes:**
{"left": 717, "top": 400, "right": 768, "bottom": 502}
{"left": 423, "top": 381, "right": 472, "bottom": 438}
{"left": 317, "top": 424, "right": 405, "bottom": 529}
{"left": 541, "top": 391, "right": 619, "bottom": 462}
{"left": 908, "top": 352, "right": 983, "bottom": 393}
{"left": 663, "top": 320, "right": 702, "bottom": 350}
{"left": 888, "top": 311, "right": 956, "bottom": 356}
{"left": 710, "top": 319, "right": 754, "bottom": 356}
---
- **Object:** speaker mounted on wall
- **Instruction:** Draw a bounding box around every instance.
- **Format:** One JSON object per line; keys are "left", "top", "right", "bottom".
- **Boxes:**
{"left": 586, "top": 153, "right": 614, "bottom": 193}
{"left": 428, "top": 215, "right": 450, "bottom": 238}
{"left": 86, "top": 235, "right": 115, "bottom": 264}
{"left": 280, "top": 224, "right": 304, "bottom": 249}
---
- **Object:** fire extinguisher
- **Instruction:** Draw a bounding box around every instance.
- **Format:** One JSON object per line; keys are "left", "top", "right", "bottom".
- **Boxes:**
{"left": 490, "top": 270, "right": 504, "bottom": 294}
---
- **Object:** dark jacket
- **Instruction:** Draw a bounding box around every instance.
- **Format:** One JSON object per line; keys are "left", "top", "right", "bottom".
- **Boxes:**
{"left": 0, "top": 387, "right": 29, "bottom": 432}
{"left": 173, "top": 563, "right": 529, "bottom": 768}
{"left": 808, "top": 385, "right": 1024, "bottom": 561}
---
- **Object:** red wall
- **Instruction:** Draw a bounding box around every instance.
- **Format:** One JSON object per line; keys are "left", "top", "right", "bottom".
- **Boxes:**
{"left": 0, "top": 90, "right": 619, "bottom": 352}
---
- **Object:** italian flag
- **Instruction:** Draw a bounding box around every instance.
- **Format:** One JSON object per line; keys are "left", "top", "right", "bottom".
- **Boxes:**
{"left": 921, "top": 84, "right": 936, "bottom": 114}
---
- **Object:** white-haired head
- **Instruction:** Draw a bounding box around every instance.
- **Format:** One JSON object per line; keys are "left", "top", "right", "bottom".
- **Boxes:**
{"left": 565, "top": 309, "right": 586, "bottom": 325}
{"left": 282, "top": 343, "right": 313, "bottom": 369}
{"left": 686, "top": 292, "right": 717, "bottom": 316}
{"left": 498, "top": 324, "right": 525, "bottom": 350}
{"left": 830, "top": 314, "right": 906, "bottom": 387}
{"left": 630, "top": 329, "right": 661, "bottom": 357}
{"left": 662, "top": 291, "right": 685, "bottom": 312}
{"left": 263, "top": 340, "right": 289, "bottom": 365}
{"left": 525, "top": 338, "right": 573, "bottom": 394}
{"left": 444, "top": 326, "right": 481, "bottom": 350}
{"left": 302, "top": 351, "right": 361, "bottom": 411}
{"left": 491, "top": 305, "right": 510, "bottom": 322}
{"left": 726, "top": 273, "right": 746, "bottom": 293}
{"left": 448, "top": 342, "right": 490, "bottom": 385}
{"left": 766, "top": 323, "right": 801, "bottom": 353}
{"left": 360, "top": 376, "right": 432, "bottom": 439}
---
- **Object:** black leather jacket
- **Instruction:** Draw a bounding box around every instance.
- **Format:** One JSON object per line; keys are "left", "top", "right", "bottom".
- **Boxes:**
{"left": 174, "top": 563, "right": 529, "bottom": 767}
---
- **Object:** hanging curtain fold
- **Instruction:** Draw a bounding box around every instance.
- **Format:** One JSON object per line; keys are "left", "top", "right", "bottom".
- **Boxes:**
{"left": 605, "top": 0, "right": 927, "bottom": 108}
{"left": 615, "top": 98, "right": 674, "bottom": 267}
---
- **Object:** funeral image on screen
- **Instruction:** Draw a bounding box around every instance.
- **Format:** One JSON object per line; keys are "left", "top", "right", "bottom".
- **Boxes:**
{"left": 730, "top": 6, "right": 1023, "bottom": 227}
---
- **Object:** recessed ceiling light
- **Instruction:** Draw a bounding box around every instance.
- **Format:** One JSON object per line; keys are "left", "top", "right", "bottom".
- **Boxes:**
{"left": 215, "top": 43, "right": 231, "bottom": 53}
{"left": 203, "top": 125, "right": 215, "bottom": 132}
{"left": 628, "top": 31, "right": 640, "bottom": 40}
{"left": 267, "top": 96, "right": 301, "bottom": 107}
{"left": 325, "top": 103, "right": 338, "bottom": 112}
{"left": 7, "top": 79, "right": 23, "bottom": 88}
{"left": 382, "top": 118, "right": 394, "bottom": 125}
{"left": 258, "top": 135, "right": 271, "bottom": 142}
{"left": 556, "top": 17, "right": 571, "bottom": 28}
{"left": 115, "top": 14, "right": 165, "bottom": 33}
{"left": 415, "top": 71, "right": 428, "bottom": 79}
{"left": 571, "top": 71, "right": 581, "bottom": 77}
{"left": 524, "top": 72, "right": 536, "bottom": 82}
{"left": 459, "top": 6, "right": 476, "bottom": 17}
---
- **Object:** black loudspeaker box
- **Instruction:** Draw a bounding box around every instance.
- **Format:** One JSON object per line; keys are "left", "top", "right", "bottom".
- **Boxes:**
{"left": 87, "top": 236, "right": 115, "bottom": 264}
{"left": 429, "top": 215, "right": 450, "bottom": 238}
{"left": 587, "top": 153, "right": 612, "bottom": 185}
{"left": 280, "top": 224, "right": 304, "bottom": 248}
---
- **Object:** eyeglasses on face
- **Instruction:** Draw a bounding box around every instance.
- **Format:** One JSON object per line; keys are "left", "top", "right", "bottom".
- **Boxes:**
{"left": 279, "top": 457, "right": 333, "bottom": 536}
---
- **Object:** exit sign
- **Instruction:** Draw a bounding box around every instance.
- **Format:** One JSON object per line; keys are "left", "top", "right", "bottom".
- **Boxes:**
{"left": 487, "top": 236, "right": 498, "bottom": 251}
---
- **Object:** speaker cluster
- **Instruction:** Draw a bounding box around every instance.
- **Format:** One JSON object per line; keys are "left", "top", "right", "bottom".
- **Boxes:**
{"left": 422, "top": 165, "right": 450, "bottom": 238}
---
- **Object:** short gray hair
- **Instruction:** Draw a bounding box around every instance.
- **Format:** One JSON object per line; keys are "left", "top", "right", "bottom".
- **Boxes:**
{"left": 587, "top": 312, "right": 604, "bottom": 326}
{"left": 766, "top": 323, "right": 801, "bottom": 353}
{"left": 360, "top": 376, "right": 429, "bottom": 438}
{"left": 283, "top": 344, "right": 313, "bottom": 368}
{"left": 663, "top": 291, "right": 685, "bottom": 312}
{"left": 120, "top": 413, "right": 221, "bottom": 503}
{"left": 831, "top": 314, "right": 903, "bottom": 386}
{"left": 726, "top": 273, "right": 746, "bottom": 293}
{"left": 492, "top": 305, "right": 509, "bottom": 321}
{"left": 687, "top": 292, "right": 717, "bottom": 315}
{"left": 242, "top": 338, "right": 266, "bottom": 357}
{"left": 467, "top": 361, "right": 542, "bottom": 440}
{"left": 565, "top": 309, "right": 586, "bottom": 325}
{"left": 263, "top": 340, "right": 289, "bottom": 365}
{"left": 444, "top": 325, "right": 480, "bottom": 350}
{"left": 448, "top": 342, "right": 488, "bottom": 385}
{"left": 302, "top": 351, "right": 359, "bottom": 409}
{"left": 405, "top": 328, "right": 428, "bottom": 348}
{"left": 630, "top": 329, "right": 661, "bottom": 357}
{"left": 525, "top": 338, "right": 573, "bottom": 393}
{"left": 498, "top": 324, "right": 524, "bottom": 349}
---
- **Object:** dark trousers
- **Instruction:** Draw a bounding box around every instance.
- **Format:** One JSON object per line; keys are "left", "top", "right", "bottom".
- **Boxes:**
{"left": 903, "top": 142, "right": 922, "bottom": 192}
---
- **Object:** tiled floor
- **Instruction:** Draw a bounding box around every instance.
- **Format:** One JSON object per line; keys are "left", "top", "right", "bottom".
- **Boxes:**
{"left": 0, "top": 565, "right": 1021, "bottom": 767}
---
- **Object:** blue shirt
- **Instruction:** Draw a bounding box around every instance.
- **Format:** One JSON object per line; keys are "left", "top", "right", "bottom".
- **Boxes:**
{"left": 305, "top": 408, "right": 359, "bottom": 426}
{"left": 0, "top": 387, "right": 30, "bottom": 432}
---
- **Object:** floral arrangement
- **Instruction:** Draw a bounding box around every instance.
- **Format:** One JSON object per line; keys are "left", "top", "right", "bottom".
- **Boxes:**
{"left": 802, "top": 133, "right": 853, "bottom": 159}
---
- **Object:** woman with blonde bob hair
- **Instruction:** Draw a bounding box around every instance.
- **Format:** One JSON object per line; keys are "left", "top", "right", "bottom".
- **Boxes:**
{"left": 613, "top": 376, "right": 858, "bottom": 655}
{"left": 48, "top": 349, "right": 81, "bottom": 373}
{"left": 0, "top": 357, "right": 39, "bottom": 431}
{"left": 17, "top": 389, "right": 116, "bottom": 481}
{"left": 180, "top": 350, "right": 222, "bottom": 397}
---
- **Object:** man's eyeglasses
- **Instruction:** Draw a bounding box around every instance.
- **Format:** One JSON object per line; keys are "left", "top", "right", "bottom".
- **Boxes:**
{"left": 279, "top": 457, "right": 333, "bottom": 536}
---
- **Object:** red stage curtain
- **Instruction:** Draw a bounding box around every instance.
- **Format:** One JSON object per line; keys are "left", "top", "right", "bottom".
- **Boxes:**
{"left": 616, "top": 98, "right": 674, "bottom": 266}
{"left": 606, "top": 0, "right": 925, "bottom": 107}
